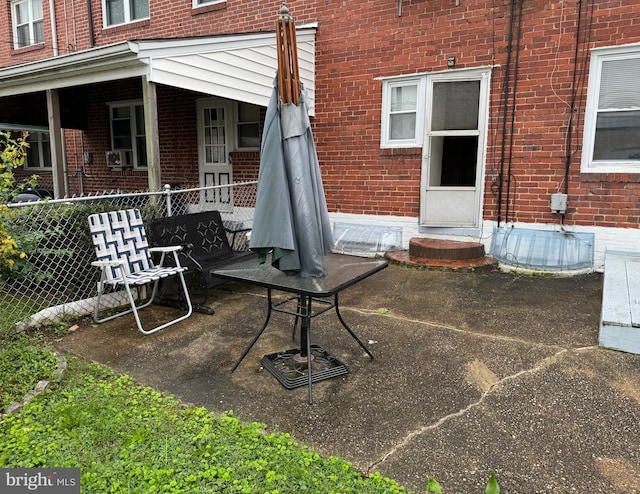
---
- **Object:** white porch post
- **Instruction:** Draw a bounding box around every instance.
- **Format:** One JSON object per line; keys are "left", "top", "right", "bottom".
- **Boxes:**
{"left": 46, "top": 89, "right": 66, "bottom": 198}
{"left": 142, "top": 76, "right": 161, "bottom": 191}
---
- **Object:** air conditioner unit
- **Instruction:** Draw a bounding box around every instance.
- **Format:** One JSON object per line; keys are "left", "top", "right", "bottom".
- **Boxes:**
{"left": 105, "top": 150, "right": 131, "bottom": 169}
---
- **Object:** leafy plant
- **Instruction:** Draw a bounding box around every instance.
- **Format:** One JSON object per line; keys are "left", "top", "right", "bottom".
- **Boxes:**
{"left": 0, "top": 131, "right": 33, "bottom": 276}
{"left": 0, "top": 334, "right": 59, "bottom": 409}
{"left": 1, "top": 364, "right": 408, "bottom": 493}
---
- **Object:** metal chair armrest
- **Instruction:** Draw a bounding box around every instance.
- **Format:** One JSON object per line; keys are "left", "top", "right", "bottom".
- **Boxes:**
{"left": 91, "top": 260, "right": 124, "bottom": 267}
{"left": 149, "top": 245, "right": 183, "bottom": 253}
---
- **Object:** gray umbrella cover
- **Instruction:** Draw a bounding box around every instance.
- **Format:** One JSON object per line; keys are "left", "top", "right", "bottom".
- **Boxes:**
{"left": 249, "top": 83, "right": 333, "bottom": 277}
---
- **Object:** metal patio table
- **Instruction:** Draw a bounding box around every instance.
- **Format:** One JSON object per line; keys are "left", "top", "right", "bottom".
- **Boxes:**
{"left": 211, "top": 253, "right": 388, "bottom": 404}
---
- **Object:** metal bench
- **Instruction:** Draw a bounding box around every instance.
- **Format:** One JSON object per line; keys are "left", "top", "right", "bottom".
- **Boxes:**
{"left": 148, "top": 210, "right": 255, "bottom": 314}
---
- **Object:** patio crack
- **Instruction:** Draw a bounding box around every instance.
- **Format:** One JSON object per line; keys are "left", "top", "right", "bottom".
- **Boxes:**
{"left": 364, "top": 341, "right": 597, "bottom": 475}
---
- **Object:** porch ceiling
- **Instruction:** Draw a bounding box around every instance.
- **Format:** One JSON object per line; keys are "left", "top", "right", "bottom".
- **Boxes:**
{"left": 0, "top": 27, "right": 316, "bottom": 114}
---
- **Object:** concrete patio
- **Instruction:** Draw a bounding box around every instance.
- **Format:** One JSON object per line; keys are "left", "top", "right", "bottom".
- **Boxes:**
{"left": 55, "top": 259, "right": 640, "bottom": 493}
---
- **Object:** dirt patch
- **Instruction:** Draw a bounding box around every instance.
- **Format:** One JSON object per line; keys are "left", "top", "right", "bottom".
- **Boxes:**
{"left": 595, "top": 457, "right": 640, "bottom": 493}
{"left": 465, "top": 359, "right": 498, "bottom": 392}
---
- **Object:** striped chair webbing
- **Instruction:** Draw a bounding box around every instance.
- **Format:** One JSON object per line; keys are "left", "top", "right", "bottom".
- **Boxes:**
{"left": 88, "top": 209, "right": 154, "bottom": 282}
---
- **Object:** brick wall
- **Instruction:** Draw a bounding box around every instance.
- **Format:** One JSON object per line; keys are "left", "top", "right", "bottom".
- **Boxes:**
{"left": 4, "top": 0, "right": 640, "bottom": 231}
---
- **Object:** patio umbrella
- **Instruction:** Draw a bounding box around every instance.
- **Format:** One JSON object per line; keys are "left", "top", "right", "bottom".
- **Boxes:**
{"left": 249, "top": 3, "right": 333, "bottom": 278}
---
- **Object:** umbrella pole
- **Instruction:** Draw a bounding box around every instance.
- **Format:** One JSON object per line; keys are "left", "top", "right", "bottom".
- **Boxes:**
{"left": 276, "top": 3, "right": 300, "bottom": 105}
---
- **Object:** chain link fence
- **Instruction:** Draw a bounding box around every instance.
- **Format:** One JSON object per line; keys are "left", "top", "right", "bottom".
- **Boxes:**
{"left": 0, "top": 182, "right": 257, "bottom": 332}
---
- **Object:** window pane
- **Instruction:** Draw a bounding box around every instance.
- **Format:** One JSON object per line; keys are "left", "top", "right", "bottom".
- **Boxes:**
{"left": 33, "top": 20, "right": 44, "bottom": 44}
{"left": 391, "top": 85, "right": 417, "bottom": 112}
{"left": 16, "top": 25, "right": 29, "bottom": 48}
{"left": 389, "top": 114, "right": 416, "bottom": 140}
{"left": 599, "top": 58, "right": 640, "bottom": 110}
{"left": 238, "top": 103, "right": 259, "bottom": 122}
{"left": 238, "top": 123, "right": 260, "bottom": 147}
{"left": 431, "top": 81, "right": 480, "bottom": 131}
{"left": 136, "top": 136, "right": 147, "bottom": 167}
{"left": 106, "top": 0, "right": 125, "bottom": 25}
{"left": 131, "top": 0, "right": 149, "bottom": 20}
{"left": 593, "top": 110, "right": 640, "bottom": 160}
{"left": 14, "top": 2, "right": 27, "bottom": 24}
{"left": 42, "top": 137, "right": 51, "bottom": 167}
{"left": 32, "top": 0, "right": 42, "bottom": 19}
{"left": 135, "top": 105, "right": 145, "bottom": 134}
{"left": 112, "top": 106, "right": 130, "bottom": 119}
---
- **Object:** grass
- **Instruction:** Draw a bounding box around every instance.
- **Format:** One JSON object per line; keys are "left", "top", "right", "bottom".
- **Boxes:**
{"left": 0, "top": 326, "right": 410, "bottom": 493}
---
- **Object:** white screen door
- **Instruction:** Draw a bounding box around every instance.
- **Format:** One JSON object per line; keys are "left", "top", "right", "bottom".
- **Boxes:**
{"left": 197, "top": 99, "right": 233, "bottom": 212}
{"left": 420, "top": 70, "right": 489, "bottom": 227}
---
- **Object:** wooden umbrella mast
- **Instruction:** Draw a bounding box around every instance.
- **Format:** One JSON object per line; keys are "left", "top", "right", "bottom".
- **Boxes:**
{"left": 276, "top": 3, "right": 300, "bottom": 105}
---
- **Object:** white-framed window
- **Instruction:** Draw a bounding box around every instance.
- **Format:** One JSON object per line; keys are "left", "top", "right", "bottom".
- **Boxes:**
{"left": 235, "top": 102, "right": 260, "bottom": 149}
{"left": 11, "top": 0, "right": 44, "bottom": 49}
{"left": 581, "top": 43, "right": 640, "bottom": 173}
{"left": 380, "top": 78, "right": 426, "bottom": 148}
{"left": 192, "top": 0, "right": 225, "bottom": 8}
{"left": 108, "top": 101, "right": 146, "bottom": 168}
{"left": 103, "top": 0, "right": 149, "bottom": 27}
{"left": 24, "top": 131, "right": 52, "bottom": 169}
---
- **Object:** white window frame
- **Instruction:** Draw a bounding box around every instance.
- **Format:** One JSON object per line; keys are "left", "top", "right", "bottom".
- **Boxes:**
{"left": 108, "top": 100, "right": 146, "bottom": 169}
{"left": 380, "top": 77, "right": 426, "bottom": 148}
{"left": 581, "top": 43, "right": 640, "bottom": 174}
{"left": 11, "top": 0, "right": 44, "bottom": 49}
{"left": 234, "top": 102, "right": 261, "bottom": 150}
{"left": 192, "top": 0, "right": 225, "bottom": 8}
{"left": 102, "top": 0, "right": 149, "bottom": 28}
{"left": 24, "top": 131, "right": 52, "bottom": 169}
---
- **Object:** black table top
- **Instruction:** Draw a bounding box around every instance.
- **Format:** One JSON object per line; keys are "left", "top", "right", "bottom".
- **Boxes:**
{"left": 211, "top": 253, "right": 388, "bottom": 297}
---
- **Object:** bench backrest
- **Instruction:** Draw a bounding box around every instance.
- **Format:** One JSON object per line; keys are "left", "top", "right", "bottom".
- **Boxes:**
{"left": 88, "top": 208, "right": 153, "bottom": 281}
{"left": 148, "top": 211, "right": 234, "bottom": 268}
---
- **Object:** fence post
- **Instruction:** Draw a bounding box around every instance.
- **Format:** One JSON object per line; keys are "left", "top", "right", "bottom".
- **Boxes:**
{"left": 163, "top": 184, "right": 172, "bottom": 217}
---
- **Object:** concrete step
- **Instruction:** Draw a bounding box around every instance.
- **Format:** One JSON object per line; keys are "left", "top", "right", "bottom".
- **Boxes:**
{"left": 386, "top": 238, "right": 498, "bottom": 272}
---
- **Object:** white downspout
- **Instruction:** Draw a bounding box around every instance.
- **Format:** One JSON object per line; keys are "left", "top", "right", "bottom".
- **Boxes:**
{"left": 49, "top": 0, "right": 59, "bottom": 56}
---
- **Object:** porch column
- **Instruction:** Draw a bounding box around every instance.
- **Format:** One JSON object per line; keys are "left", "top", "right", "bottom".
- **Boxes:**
{"left": 46, "top": 89, "right": 66, "bottom": 198}
{"left": 142, "top": 76, "right": 161, "bottom": 191}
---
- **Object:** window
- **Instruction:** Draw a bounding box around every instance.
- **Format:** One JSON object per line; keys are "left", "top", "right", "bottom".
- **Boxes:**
{"left": 235, "top": 102, "right": 260, "bottom": 149}
{"left": 581, "top": 44, "right": 640, "bottom": 173}
{"left": 24, "top": 132, "right": 51, "bottom": 168}
{"left": 103, "top": 0, "right": 149, "bottom": 27}
{"left": 192, "top": 0, "right": 225, "bottom": 7}
{"left": 11, "top": 0, "right": 44, "bottom": 48}
{"left": 109, "top": 102, "right": 147, "bottom": 168}
{"left": 380, "top": 78, "right": 425, "bottom": 147}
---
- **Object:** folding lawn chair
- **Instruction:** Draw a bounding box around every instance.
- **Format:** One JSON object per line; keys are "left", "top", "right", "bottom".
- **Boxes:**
{"left": 87, "top": 208, "right": 193, "bottom": 335}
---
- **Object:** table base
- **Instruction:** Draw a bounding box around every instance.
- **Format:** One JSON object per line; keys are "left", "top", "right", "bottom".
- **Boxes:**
{"left": 261, "top": 344, "right": 348, "bottom": 389}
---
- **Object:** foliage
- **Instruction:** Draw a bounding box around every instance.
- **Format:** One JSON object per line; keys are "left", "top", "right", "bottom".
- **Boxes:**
{"left": 0, "top": 333, "right": 59, "bottom": 409}
{"left": 0, "top": 131, "right": 33, "bottom": 276}
{"left": 0, "top": 365, "right": 408, "bottom": 493}
{"left": 0, "top": 202, "right": 120, "bottom": 285}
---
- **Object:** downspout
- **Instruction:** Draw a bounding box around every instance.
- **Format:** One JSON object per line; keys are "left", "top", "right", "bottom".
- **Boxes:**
{"left": 496, "top": 0, "right": 517, "bottom": 227}
{"left": 49, "top": 0, "right": 59, "bottom": 56}
{"left": 87, "top": 0, "right": 95, "bottom": 47}
{"left": 563, "top": 0, "right": 586, "bottom": 198}
{"left": 504, "top": 0, "right": 523, "bottom": 224}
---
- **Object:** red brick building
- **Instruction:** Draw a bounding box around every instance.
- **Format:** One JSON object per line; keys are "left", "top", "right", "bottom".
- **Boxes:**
{"left": 1, "top": 0, "right": 639, "bottom": 269}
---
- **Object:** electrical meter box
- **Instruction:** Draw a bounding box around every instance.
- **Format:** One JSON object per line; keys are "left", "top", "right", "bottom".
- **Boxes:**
{"left": 550, "top": 193, "right": 568, "bottom": 214}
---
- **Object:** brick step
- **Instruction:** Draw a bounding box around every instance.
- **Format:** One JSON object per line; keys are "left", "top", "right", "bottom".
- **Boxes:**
{"left": 385, "top": 238, "right": 498, "bottom": 272}
{"left": 409, "top": 238, "right": 485, "bottom": 261}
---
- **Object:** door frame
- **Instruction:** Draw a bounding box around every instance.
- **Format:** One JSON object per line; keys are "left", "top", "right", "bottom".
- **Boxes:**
{"left": 196, "top": 97, "right": 234, "bottom": 211}
{"left": 419, "top": 67, "right": 491, "bottom": 228}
